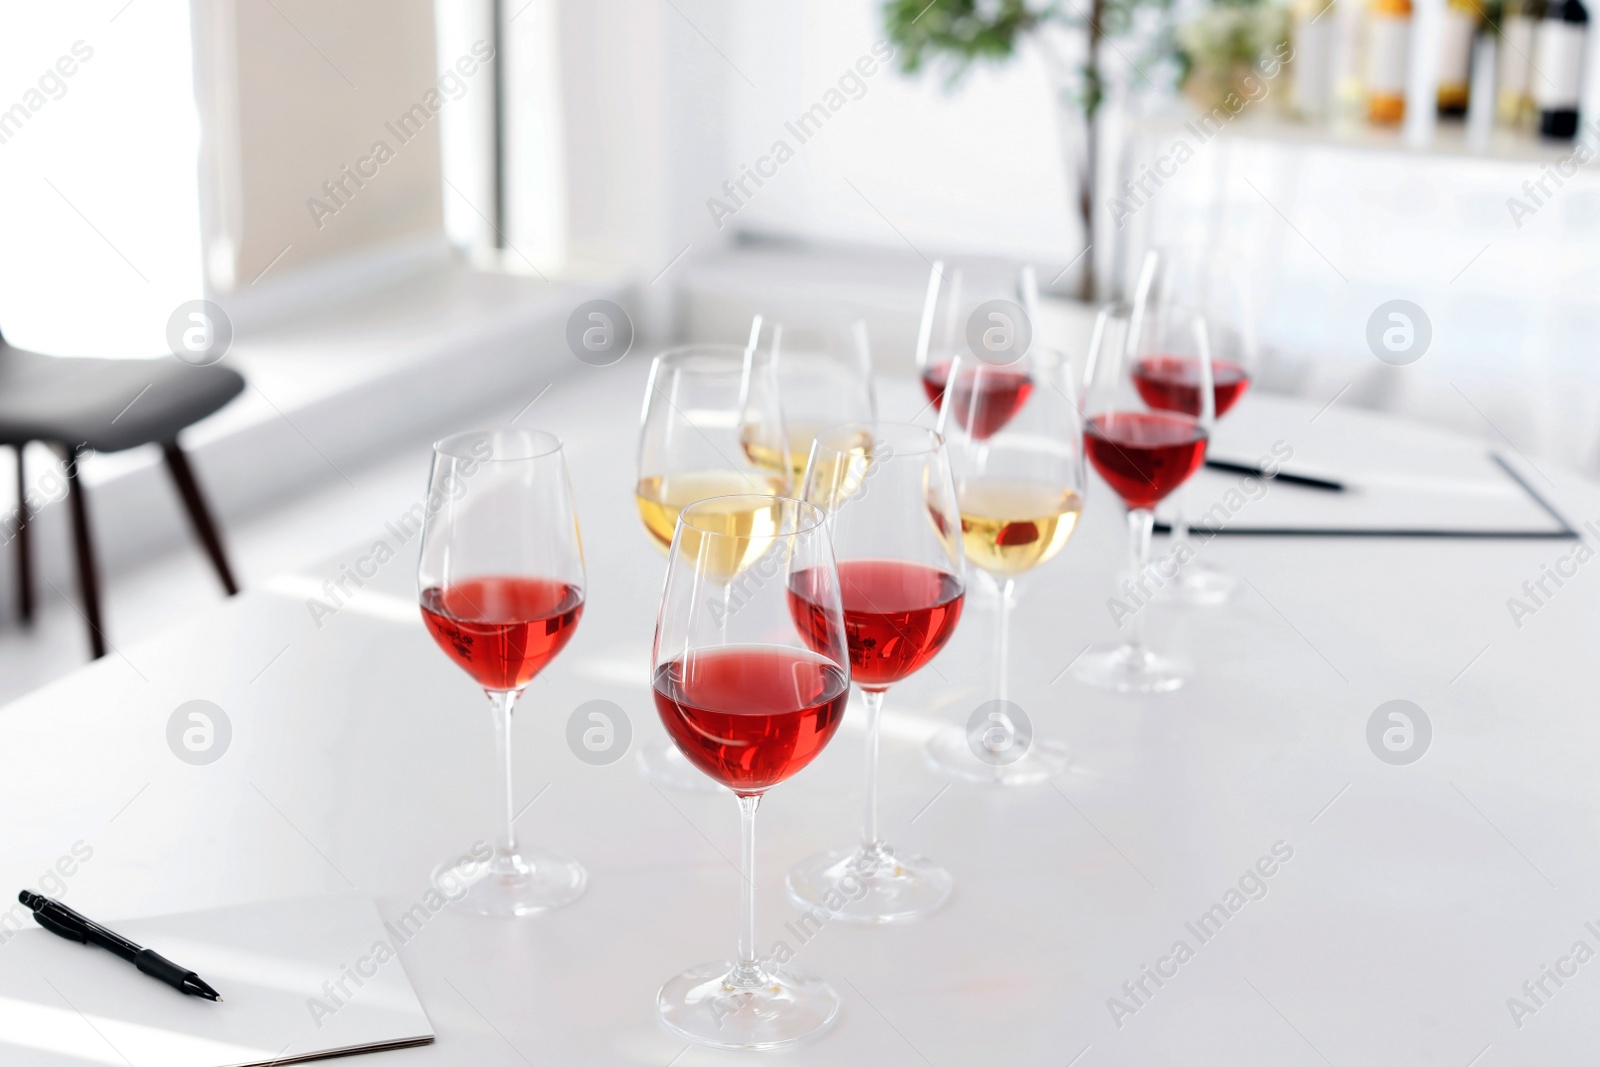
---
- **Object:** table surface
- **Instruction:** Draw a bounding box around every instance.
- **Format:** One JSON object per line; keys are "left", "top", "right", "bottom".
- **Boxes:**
{"left": 3, "top": 359, "right": 1599, "bottom": 1067}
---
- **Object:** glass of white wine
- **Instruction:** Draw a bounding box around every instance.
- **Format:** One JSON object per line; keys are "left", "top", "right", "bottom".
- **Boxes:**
{"left": 925, "top": 344, "right": 1085, "bottom": 787}
{"left": 634, "top": 333, "right": 790, "bottom": 791}
{"left": 745, "top": 316, "right": 877, "bottom": 483}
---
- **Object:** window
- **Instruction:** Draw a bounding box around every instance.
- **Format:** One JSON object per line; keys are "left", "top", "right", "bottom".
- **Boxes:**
{"left": 0, "top": 4, "right": 202, "bottom": 356}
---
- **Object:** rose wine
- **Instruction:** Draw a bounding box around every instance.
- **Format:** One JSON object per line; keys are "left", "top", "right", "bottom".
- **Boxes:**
{"left": 1084, "top": 412, "right": 1207, "bottom": 511}
{"left": 1132, "top": 356, "right": 1252, "bottom": 419}
{"left": 652, "top": 646, "right": 849, "bottom": 794}
{"left": 789, "top": 559, "right": 964, "bottom": 691}
{"left": 421, "top": 576, "right": 583, "bottom": 691}
{"left": 922, "top": 360, "right": 1034, "bottom": 440}
{"left": 958, "top": 481, "right": 1083, "bottom": 576}
{"left": 920, "top": 360, "right": 951, "bottom": 408}
{"left": 635, "top": 470, "right": 785, "bottom": 553}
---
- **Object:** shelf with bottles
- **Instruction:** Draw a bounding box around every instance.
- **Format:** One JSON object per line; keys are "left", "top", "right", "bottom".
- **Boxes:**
{"left": 1142, "top": 0, "right": 1597, "bottom": 167}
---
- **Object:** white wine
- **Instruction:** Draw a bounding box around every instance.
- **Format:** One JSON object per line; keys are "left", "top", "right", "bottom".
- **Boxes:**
{"left": 635, "top": 470, "right": 785, "bottom": 554}
{"left": 958, "top": 481, "right": 1083, "bottom": 576}
{"left": 739, "top": 418, "right": 839, "bottom": 482}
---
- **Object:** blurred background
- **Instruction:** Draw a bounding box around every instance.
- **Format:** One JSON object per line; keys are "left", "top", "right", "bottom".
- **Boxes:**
{"left": 0, "top": 0, "right": 1595, "bottom": 697}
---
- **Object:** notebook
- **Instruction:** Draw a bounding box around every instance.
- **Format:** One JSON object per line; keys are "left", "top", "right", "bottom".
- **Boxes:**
{"left": 0, "top": 895, "right": 434, "bottom": 1066}
{"left": 1154, "top": 450, "right": 1578, "bottom": 538}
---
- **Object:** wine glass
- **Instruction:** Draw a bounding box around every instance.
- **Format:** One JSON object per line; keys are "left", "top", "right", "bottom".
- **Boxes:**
{"left": 916, "top": 258, "right": 1039, "bottom": 419}
{"left": 925, "top": 345, "right": 1085, "bottom": 786}
{"left": 752, "top": 315, "right": 877, "bottom": 482}
{"left": 634, "top": 330, "right": 790, "bottom": 791}
{"left": 1126, "top": 248, "right": 1256, "bottom": 605}
{"left": 1071, "top": 302, "right": 1213, "bottom": 693}
{"left": 653, "top": 495, "right": 850, "bottom": 1050}
{"left": 786, "top": 423, "right": 965, "bottom": 923}
{"left": 418, "top": 429, "right": 588, "bottom": 916}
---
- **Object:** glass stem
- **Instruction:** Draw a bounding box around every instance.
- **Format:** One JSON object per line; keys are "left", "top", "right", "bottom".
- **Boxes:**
{"left": 1172, "top": 483, "right": 1190, "bottom": 571}
{"left": 860, "top": 688, "right": 886, "bottom": 857}
{"left": 1126, "top": 508, "right": 1155, "bottom": 652}
{"left": 732, "top": 793, "right": 763, "bottom": 986}
{"left": 487, "top": 688, "right": 521, "bottom": 874}
{"left": 994, "top": 578, "right": 1015, "bottom": 702}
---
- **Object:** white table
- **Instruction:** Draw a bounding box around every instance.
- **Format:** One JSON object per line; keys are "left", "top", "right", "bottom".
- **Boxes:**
{"left": 4, "top": 359, "right": 1598, "bottom": 1066}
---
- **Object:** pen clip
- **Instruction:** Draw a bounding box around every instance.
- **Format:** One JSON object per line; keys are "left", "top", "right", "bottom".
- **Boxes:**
{"left": 33, "top": 909, "right": 88, "bottom": 944}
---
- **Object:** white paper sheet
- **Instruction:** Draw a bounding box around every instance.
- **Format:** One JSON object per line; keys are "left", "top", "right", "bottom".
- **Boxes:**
{"left": 0, "top": 896, "right": 433, "bottom": 1066}
{"left": 1151, "top": 403, "right": 1577, "bottom": 537}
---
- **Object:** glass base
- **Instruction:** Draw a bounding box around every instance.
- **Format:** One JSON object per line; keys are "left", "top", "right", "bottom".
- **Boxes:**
{"left": 1155, "top": 558, "right": 1236, "bottom": 606}
{"left": 786, "top": 843, "right": 953, "bottom": 924}
{"left": 637, "top": 738, "right": 726, "bottom": 793}
{"left": 925, "top": 725, "right": 1069, "bottom": 786}
{"left": 658, "top": 961, "right": 839, "bottom": 1050}
{"left": 1071, "top": 642, "right": 1185, "bottom": 693}
{"left": 445, "top": 847, "right": 587, "bottom": 917}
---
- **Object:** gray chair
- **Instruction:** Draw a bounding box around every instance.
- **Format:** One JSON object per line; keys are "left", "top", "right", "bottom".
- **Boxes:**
{"left": 0, "top": 333, "right": 246, "bottom": 658}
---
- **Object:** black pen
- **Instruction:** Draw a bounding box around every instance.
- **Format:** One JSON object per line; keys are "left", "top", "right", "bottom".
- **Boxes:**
{"left": 1204, "top": 459, "right": 1346, "bottom": 493}
{"left": 18, "top": 891, "right": 222, "bottom": 1001}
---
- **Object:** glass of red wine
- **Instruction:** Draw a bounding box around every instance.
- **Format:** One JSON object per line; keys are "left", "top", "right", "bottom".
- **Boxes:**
{"left": 1071, "top": 302, "right": 1213, "bottom": 693}
{"left": 418, "top": 429, "right": 588, "bottom": 916}
{"left": 926, "top": 346, "right": 1085, "bottom": 786}
{"left": 1126, "top": 248, "right": 1254, "bottom": 605}
{"left": 916, "top": 258, "right": 1039, "bottom": 421}
{"left": 653, "top": 494, "right": 850, "bottom": 1050}
{"left": 786, "top": 423, "right": 965, "bottom": 923}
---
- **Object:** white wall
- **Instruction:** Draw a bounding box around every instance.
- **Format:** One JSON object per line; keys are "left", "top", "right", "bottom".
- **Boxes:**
{"left": 1120, "top": 125, "right": 1600, "bottom": 475}
{"left": 723, "top": 1, "right": 1080, "bottom": 273}
{"left": 556, "top": 0, "right": 736, "bottom": 336}
{"left": 208, "top": 0, "right": 446, "bottom": 291}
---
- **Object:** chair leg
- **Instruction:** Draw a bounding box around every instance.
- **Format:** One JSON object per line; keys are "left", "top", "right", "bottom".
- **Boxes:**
{"left": 14, "top": 445, "right": 32, "bottom": 625}
{"left": 161, "top": 441, "right": 239, "bottom": 596}
{"left": 60, "top": 445, "right": 106, "bottom": 660}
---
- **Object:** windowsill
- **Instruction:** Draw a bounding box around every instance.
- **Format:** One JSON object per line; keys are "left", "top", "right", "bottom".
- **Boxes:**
{"left": 35, "top": 255, "right": 625, "bottom": 585}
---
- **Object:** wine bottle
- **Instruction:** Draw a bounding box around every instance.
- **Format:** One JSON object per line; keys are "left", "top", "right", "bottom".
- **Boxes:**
{"left": 1292, "top": 0, "right": 1339, "bottom": 118}
{"left": 1533, "top": 0, "right": 1588, "bottom": 137}
{"left": 1367, "top": 0, "right": 1414, "bottom": 124}
{"left": 1500, "top": 0, "right": 1545, "bottom": 125}
{"left": 1334, "top": 0, "right": 1371, "bottom": 118}
{"left": 1438, "top": 0, "right": 1482, "bottom": 115}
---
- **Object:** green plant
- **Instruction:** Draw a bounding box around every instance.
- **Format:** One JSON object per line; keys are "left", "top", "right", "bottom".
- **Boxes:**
{"left": 1174, "top": 0, "right": 1288, "bottom": 110}
{"left": 885, "top": 1, "right": 1053, "bottom": 77}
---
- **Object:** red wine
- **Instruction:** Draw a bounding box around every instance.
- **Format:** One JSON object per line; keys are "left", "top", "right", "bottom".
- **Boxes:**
{"left": 1084, "top": 412, "right": 1207, "bottom": 511}
{"left": 789, "top": 559, "right": 964, "bottom": 692}
{"left": 421, "top": 576, "right": 583, "bottom": 691}
{"left": 919, "top": 361, "right": 951, "bottom": 407}
{"left": 921, "top": 360, "right": 1034, "bottom": 440}
{"left": 652, "top": 646, "right": 849, "bottom": 794}
{"left": 1132, "top": 356, "right": 1252, "bottom": 418}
